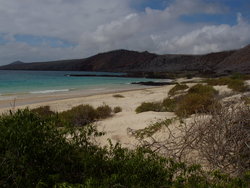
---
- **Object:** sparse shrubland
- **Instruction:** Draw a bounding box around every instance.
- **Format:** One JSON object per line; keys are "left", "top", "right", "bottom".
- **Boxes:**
{"left": 57, "top": 104, "right": 113, "bottom": 126}
{"left": 205, "top": 75, "right": 249, "bottom": 92}
{"left": 1, "top": 75, "right": 250, "bottom": 187}
{"left": 189, "top": 104, "right": 250, "bottom": 175}
{"left": 0, "top": 109, "right": 249, "bottom": 187}
{"left": 140, "top": 103, "right": 250, "bottom": 178}
{"left": 136, "top": 84, "right": 219, "bottom": 117}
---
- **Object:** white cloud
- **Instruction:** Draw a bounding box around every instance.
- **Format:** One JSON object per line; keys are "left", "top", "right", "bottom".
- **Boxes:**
{"left": 155, "top": 14, "right": 250, "bottom": 54}
{"left": 0, "top": 0, "right": 249, "bottom": 64}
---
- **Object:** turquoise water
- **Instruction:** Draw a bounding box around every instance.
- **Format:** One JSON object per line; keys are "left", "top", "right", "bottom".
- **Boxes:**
{"left": 0, "top": 70, "right": 169, "bottom": 96}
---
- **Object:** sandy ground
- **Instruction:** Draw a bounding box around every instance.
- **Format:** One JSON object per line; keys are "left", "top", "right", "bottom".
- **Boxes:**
{"left": 0, "top": 84, "right": 178, "bottom": 147}
{"left": 0, "top": 77, "right": 236, "bottom": 148}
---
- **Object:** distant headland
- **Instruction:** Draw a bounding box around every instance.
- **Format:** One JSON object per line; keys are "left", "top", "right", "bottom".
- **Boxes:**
{"left": 0, "top": 44, "right": 250, "bottom": 77}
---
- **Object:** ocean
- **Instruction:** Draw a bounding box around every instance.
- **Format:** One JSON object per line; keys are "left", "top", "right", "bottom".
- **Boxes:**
{"left": 0, "top": 70, "right": 170, "bottom": 97}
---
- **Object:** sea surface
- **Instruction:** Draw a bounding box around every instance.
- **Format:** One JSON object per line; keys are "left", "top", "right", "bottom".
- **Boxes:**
{"left": 0, "top": 70, "right": 170, "bottom": 97}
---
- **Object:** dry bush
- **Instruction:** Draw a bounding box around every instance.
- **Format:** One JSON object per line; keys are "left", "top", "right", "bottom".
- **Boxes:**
{"left": 138, "top": 104, "right": 250, "bottom": 176}
{"left": 188, "top": 104, "right": 250, "bottom": 175}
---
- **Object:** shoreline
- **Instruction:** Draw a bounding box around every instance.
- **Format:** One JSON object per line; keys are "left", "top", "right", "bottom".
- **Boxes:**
{"left": 0, "top": 83, "right": 177, "bottom": 148}
{"left": 0, "top": 77, "right": 205, "bottom": 148}
{"left": 0, "top": 84, "right": 170, "bottom": 113}
{"left": 0, "top": 77, "right": 203, "bottom": 114}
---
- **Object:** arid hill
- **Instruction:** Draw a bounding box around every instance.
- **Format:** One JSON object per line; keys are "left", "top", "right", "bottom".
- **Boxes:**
{"left": 0, "top": 45, "right": 249, "bottom": 75}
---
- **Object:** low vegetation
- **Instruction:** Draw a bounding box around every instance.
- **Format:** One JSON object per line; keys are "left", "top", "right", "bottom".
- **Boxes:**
{"left": 1, "top": 74, "right": 250, "bottom": 187}
{"left": 175, "top": 84, "right": 219, "bottom": 117}
{"left": 59, "top": 104, "right": 98, "bottom": 126}
{"left": 135, "top": 102, "right": 163, "bottom": 113}
{"left": 168, "top": 83, "right": 189, "bottom": 96}
{"left": 96, "top": 104, "right": 112, "bottom": 119}
{"left": 205, "top": 75, "right": 248, "bottom": 92}
{"left": 136, "top": 84, "right": 219, "bottom": 117}
{"left": 134, "top": 118, "right": 174, "bottom": 139}
{"left": 189, "top": 104, "right": 250, "bottom": 175}
{"left": 162, "top": 97, "right": 178, "bottom": 112}
{"left": 113, "top": 94, "right": 125, "bottom": 98}
{"left": 113, "top": 106, "right": 122, "bottom": 113}
{"left": 0, "top": 109, "right": 249, "bottom": 187}
{"left": 31, "top": 105, "right": 56, "bottom": 119}
{"left": 32, "top": 104, "right": 114, "bottom": 127}
{"left": 141, "top": 103, "right": 250, "bottom": 178}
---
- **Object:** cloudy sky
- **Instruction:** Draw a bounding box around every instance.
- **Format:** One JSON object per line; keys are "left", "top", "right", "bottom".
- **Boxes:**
{"left": 0, "top": 0, "right": 249, "bottom": 65}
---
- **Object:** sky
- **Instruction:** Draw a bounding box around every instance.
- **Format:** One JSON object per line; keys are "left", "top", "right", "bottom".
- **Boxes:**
{"left": 0, "top": 0, "right": 249, "bottom": 65}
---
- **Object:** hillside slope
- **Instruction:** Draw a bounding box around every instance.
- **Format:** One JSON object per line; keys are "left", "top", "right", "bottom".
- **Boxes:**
{"left": 216, "top": 45, "right": 250, "bottom": 74}
{"left": 0, "top": 45, "right": 249, "bottom": 74}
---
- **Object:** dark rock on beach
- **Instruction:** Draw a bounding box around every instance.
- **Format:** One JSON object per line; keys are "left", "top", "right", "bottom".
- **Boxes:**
{"left": 131, "top": 81, "right": 175, "bottom": 86}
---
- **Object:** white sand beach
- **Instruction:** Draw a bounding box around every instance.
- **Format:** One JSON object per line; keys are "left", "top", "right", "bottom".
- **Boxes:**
{"left": 0, "top": 77, "right": 236, "bottom": 149}
{"left": 0, "top": 83, "right": 177, "bottom": 146}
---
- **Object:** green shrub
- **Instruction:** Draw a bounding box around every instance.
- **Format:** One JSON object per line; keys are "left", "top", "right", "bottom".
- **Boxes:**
{"left": 230, "top": 73, "right": 250, "bottom": 80}
{"left": 205, "top": 77, "right": 232, "bottom": 86}
{"left": 242, "top": 96, "right": 250, "bottom": 105}
{"left": 175, "top": 93, "right": 217, "bottom": 117}
{"left": 162, "top": 98, "right": 177, "bottom": 112}
{"left": 168, "top": 83, "right": 189, "bottom": 96}
{"left": 59, "top": 104, "right": 97, "bottom": 126}
{"left": 113, "top": 106, "right": 122, "bottom": 113}
{"left": 188, "top": 84, "right": 218, "bottom": 96}
{"left": 205, "top": 77, "right": 248, "bottom": 92}
{"left": 0, "top": 109, "right": 83, "bottom": 187}
{"left": 137, "top": 84, "right": 219, "bottom": 117}
{"left": 227, "top": 79, "right": 248, "bottom": 92}
{"left": 136, "top": 102, "right": 163, "bottom": 113}
{"left": 174, "top": 84, "right": 219, "bottom": 117}
{"left": 31, "top": 105, "right": 56, "bottom": 118}
{"left": 0, "top": 109, "right": 249, "bottom": 187}
{"left": 96, "top": 104, "right": 112, "bottom": 119}
{"left": 113, "top": 94, "right": 125, "bottom": 98}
